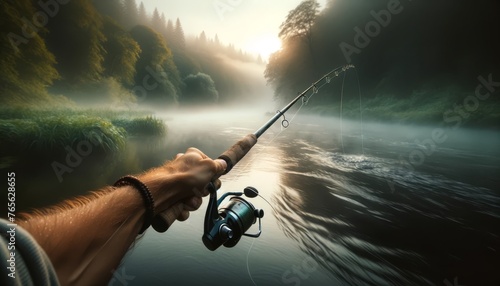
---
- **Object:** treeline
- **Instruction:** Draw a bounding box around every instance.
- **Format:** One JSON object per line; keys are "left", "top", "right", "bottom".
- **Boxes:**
{"left": 1, "top": 0, "right": 263, "bottom": 108}
{"left": 266, "top": 0, "right": 500, "bottom": 113}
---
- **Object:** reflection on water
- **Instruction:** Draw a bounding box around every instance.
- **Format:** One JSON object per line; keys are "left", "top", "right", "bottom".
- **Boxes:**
{"left": 272, "top": 122, "right": 500, "bottom": 286}
{"left": 138, "top": 112, "right": 499, "bottom": 285}
{"left": 6, "top": 110, "right": 499, "bottom": 285}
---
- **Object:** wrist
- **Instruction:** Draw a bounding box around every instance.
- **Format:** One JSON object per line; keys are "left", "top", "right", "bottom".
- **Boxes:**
{"left": 114, "top": 176, "right": 155, "bottom": 234}
{"left": 137, "top": 170, "right": 183, "bottom": 213}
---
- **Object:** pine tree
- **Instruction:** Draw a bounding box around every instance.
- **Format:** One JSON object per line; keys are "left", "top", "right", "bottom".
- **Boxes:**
{"left": 161, "top": 13, "right": 167, "bottom": 28}
{"left": 151, "top": 8, "right": 162, "bottom": 28}
{"left": 138, "top": 2, "right": 148, "bottom": 25}
{"left": 165, "top": 19, "right": 175, "bottom": 44}
{"left": 199, "top": 31, "right": 207, "bottom": 44}
{"left": 174, "top": 18, "right": 186, "bottom": 51}
{"left": 123, "top": 0, "right": 139, "bottom": 28}
{"left": 157, "top": 13, "right": 168, "bottom": 42}
{"left": 257, "top": 54, "right": 264, "bottom": 64}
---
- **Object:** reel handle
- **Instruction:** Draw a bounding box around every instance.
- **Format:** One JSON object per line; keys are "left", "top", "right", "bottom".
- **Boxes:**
{"left": 152, "top": 133, "right": 257, "bottom": 233}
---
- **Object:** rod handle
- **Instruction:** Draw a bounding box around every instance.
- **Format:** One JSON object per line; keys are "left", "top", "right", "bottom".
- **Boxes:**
{"left": 152, "top": 134, "right": 257, "bottom": 233}
{"left": 151, "top": 209, "right": 176, "bottom": 233}
{"left": 218, "top": 134, "right": 258, "bottom": 175}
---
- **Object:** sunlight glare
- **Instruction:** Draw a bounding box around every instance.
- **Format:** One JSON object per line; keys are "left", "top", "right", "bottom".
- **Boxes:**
{"left": 246, "top": 35, "right": 282, "bottom": 62}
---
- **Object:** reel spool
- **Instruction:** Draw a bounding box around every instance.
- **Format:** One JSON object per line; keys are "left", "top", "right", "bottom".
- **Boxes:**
{"left": 202, "top": 185, "right": 264, "bottom": 251}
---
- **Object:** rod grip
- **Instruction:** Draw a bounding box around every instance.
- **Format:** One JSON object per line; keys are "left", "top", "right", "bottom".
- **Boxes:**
{"left": 151, "top": 209, "right": 176, "bottom": 233}
{"left": 218, "top": 133, "right": 258, "bottom": 175}
{"left": 152, "top": 133, "right": 257, "bottom": 233}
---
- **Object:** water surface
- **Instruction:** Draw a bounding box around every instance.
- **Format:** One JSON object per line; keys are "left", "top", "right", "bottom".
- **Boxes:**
{"left": 121, "top": 112, "right": 500, "bottom": 286}
{"left": 8, "top": 110, "right": 500, "bottom": 285}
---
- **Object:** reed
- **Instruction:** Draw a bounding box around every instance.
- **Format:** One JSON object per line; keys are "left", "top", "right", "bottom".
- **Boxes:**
{"left": 0, "top": 108, "right": 166, "bottom": 159}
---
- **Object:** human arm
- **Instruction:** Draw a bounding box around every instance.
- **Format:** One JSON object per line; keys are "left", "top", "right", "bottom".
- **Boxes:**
{"left": 18, "top": 148, "right": 227, "bottom": 285}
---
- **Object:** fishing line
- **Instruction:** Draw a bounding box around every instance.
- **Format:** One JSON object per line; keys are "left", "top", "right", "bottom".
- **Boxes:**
{"left": 340, "top": 70, "right": 347, "bottom": 153}
{"left": 243, "top": 67, "right": 353, "bottom": 286}
{"left": 246, "top": 234, "right": 258, "bottom": 286}
{"left": 80, "top": 66, "right": 362, "bottom": 285}
{"left": 241, "top": 72, "right": 350, "bottom": 187}
{"left": 245, "top": 192, "right": 277, "bottom": 286}
{"left": 354, "top": 67, "right": 365, "bottom": 156}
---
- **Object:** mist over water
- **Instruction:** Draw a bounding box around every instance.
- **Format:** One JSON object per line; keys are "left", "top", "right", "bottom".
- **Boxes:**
{"left": 6, "top": 97, "right": 498, "bottom": 285}
{"left": 3, "top": 1, "right": 498, "bottom": 284}
{"left": 113, "top": 108, "right": 499, "bottom": 286}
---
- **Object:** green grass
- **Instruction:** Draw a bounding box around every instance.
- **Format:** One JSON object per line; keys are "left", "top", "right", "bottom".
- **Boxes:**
{"left": 306, "top": 90, "right": 500, "bottom": 128}
{"left": 111, "top": 116, "right": 166, "bottom": 137}
{"left": 0, "top": 107, "right": 166, "bottom": 161}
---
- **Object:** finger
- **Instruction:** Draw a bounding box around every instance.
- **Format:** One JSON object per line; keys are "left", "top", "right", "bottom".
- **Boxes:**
{"left": 185, "top": 147, "right": 207, "bottom": 159}
{"left": 192, "top": 158, "right": 227, "bottom": 181}
{"left": 192, "top": 178, "right": 221, "bottom": 197}
{"left": 189, "top": 186, "right": 207, "bottom": 198}
{"left": 184, "top": 196, "right": 202, "bottom": 211}
{"left": 193, "top": 179, "right": 221, "bottom": 198}
{"left": 176, "top": 210, "right": 190, "bottom": 222}
{"left": 214, "top": 159, "right": 228, "bottom": 177}
{"left": 175, "top": 153, "right": 184, "bottom": 159}
{"left": 212, "top": 179, "right": 222, "bottom": 190}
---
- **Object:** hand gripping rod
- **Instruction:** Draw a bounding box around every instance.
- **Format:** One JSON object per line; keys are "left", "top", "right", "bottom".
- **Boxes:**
{"left": 152, "top": 64, "right": 353, "bottom": 232}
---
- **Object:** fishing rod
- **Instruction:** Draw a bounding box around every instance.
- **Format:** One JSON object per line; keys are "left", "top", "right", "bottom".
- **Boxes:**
{"left": 152, "top": 64, "right": 355, "bottom": 251}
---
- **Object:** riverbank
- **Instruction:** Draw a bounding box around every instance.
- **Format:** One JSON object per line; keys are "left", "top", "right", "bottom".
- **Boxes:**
{"left": 306, "top": 94, "right": 500, "bottom": 129}
{"left": 0, "top": 108, "right": 166, "bottom": 169}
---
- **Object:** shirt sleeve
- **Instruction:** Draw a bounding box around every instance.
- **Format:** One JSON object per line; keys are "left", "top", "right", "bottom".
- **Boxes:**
{"left": 1, "top": 218, "right": 60, "bottom": 286}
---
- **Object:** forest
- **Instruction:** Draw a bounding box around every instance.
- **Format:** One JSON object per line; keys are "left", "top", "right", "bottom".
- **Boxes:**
{"left": 265, "top": 0, "right": 500, "bottom": 127}
{"left": 1, "top": 0, "right": 268, "bottom": 165}
{"left": 2, "top": 0, "right": 499, "bottom": 144}
{"left": 1, "top": 0, "right": 263, "bottom": 109}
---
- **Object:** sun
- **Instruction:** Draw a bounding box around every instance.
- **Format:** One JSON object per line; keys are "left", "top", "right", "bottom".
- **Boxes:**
{"left": 246, "top": 35, "right": 282, "bottom": 62}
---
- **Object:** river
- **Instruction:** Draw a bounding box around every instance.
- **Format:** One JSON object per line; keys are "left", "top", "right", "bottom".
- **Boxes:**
{"left": 10, "top": 109, "right": 500, "bottom": 285}
{"left": 117, "top": 110, "right": 500, "bottom": 286}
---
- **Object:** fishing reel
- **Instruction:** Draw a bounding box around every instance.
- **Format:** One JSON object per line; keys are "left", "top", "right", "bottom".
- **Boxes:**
{"left": 202, "top": 184, "right": 264, "bottom": 251}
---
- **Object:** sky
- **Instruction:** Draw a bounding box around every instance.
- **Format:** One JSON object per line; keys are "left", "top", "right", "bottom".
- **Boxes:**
{"left": 140, "top": 0, "right": 328, "bottom": 60}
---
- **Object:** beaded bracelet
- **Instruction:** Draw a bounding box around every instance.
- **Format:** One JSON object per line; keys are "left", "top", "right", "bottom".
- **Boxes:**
{"left": 114, "top": 175, "right": 155, "bottom": 234}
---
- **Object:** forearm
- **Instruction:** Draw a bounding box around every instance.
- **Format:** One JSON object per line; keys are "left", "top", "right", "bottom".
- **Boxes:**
{"left": 19, "top": 185, "right": 147, "bottom": 285}
{"left": 17, "top": 149, "right": 226, "bottom": 285}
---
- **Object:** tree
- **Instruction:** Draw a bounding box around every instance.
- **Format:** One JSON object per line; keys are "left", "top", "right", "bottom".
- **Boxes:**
{"left": 278, "top": 0, "right": 320, "bottom": 55}
{"left": 151, "top": 8, "right": 162, "bottom": 29}
{"left": 102, "top": 17, "right": 141, "bottom": 85}
{"left": 130, "top": 25, "right": 181, "bottom": 105}
{"left": 257, "top": 54, "right": 264, "bottom": 65}
{"left": 0, "top": 0, "right": 60, "bottom": 106}
{"left": 199, "top": 31, "right": 207, "bottom": 44}
{"left": 265, "top": 0, "right": 321, "bottom": 103}
{"left": 138, "top": 2, "right": 148, "bottom": 25}
{"left": 160, "top": 13, "right": 167, "bottom": 32}
{"left": 174, "top": 18, "right": 186, "bottom": 51}
{"left": 45, "top": 0, "right": 106, "bottom": 84}
{"left": 123, "top": 0, "right": 139, "bottom": 28}
{"left": 92, "top": 0, "right": 123, "bottom": 24}
{"left": 182, "top": 73, "right": 219, "bottom": 105}
{"left": 164, "top": 19, "right": 175, "bottom": 46}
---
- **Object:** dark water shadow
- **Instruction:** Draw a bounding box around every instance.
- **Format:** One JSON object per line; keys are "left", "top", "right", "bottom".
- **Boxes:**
{"left": 271, "top": 137, "right": 500, "bottom": 286}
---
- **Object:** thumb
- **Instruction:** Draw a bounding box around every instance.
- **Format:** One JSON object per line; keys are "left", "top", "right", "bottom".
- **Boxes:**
{"left": 214, "top": 159, "right": 227, "bottom": 176}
